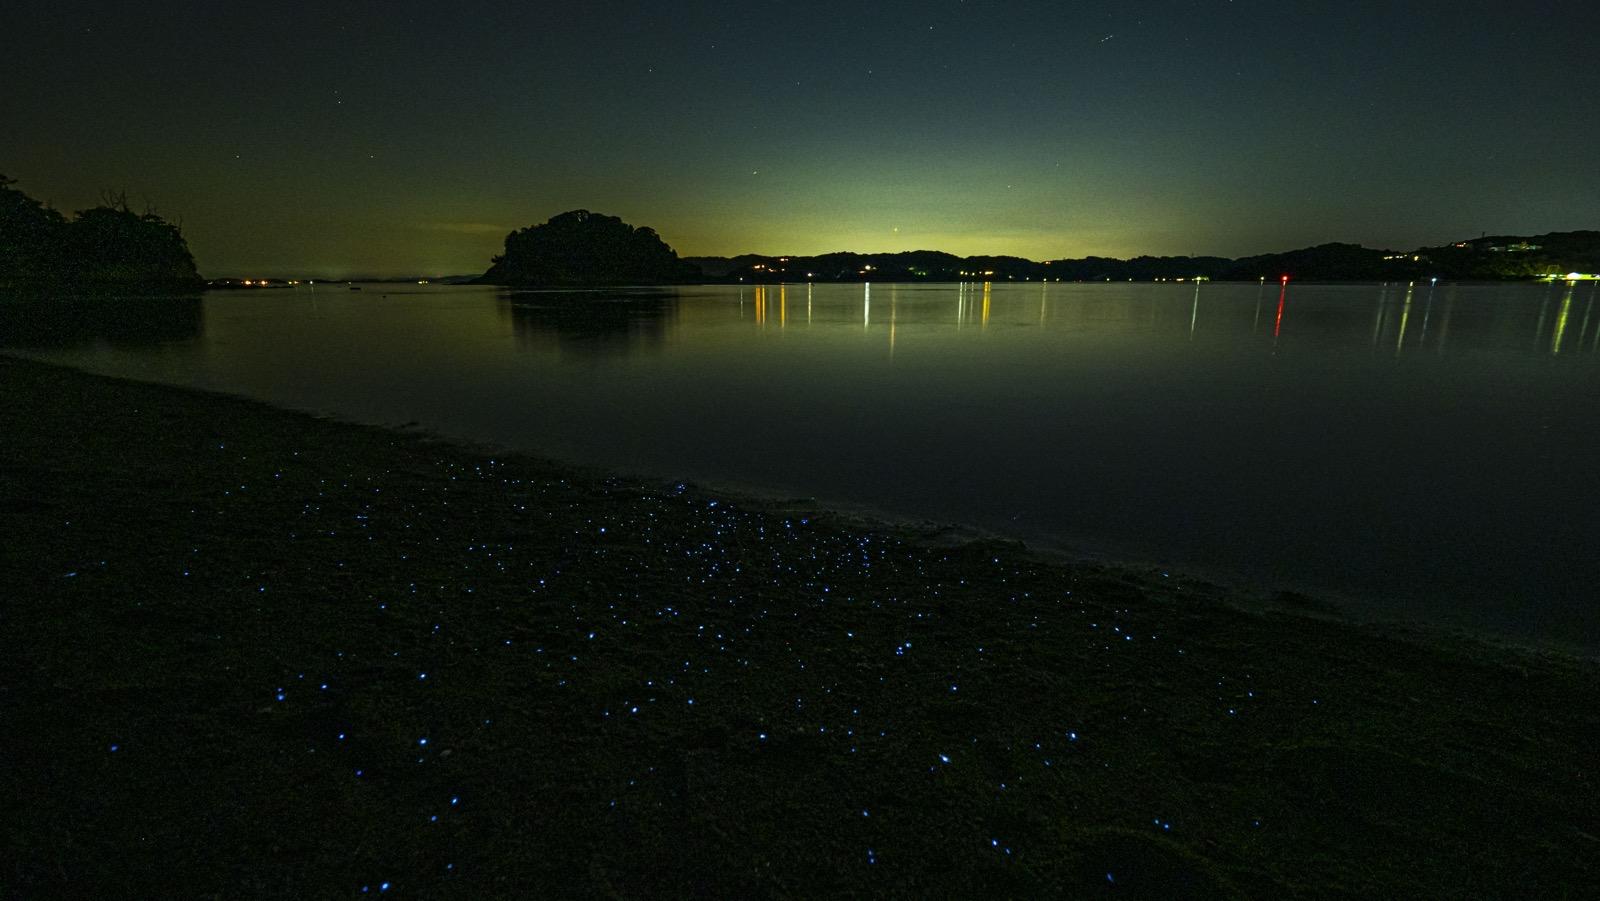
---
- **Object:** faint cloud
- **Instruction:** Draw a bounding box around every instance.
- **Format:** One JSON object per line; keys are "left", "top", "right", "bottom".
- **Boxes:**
{"left": 417, "top": 222, "right": 508, "bottom": 235}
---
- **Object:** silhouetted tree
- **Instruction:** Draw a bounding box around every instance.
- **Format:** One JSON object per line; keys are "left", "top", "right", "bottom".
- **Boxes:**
{"left": 65, "top": 203, "right": 201, "bottom": 286}
{"left": 0, "top": 174, "right": 68, "bottom": 282}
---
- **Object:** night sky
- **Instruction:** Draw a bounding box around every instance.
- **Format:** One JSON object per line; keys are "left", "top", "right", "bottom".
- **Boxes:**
{"left": 6, "top": 0, "right": 1598, "bottom": 277}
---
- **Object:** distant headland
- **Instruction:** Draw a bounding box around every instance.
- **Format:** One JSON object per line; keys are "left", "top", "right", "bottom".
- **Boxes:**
{"left": 0, "top": 174, "right": 202, "bottom": 290}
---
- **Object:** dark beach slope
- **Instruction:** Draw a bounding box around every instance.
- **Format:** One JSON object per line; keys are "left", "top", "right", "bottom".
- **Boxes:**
{"left": 2, "top": 355, "right": 1595, "bottom": 898}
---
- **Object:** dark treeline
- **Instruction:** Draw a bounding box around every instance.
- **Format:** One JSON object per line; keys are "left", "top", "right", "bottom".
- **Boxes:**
{"left": 686, "top": 232, "right": 1600, "bottom": 284}
{"left": 0, "top": 174, "right": 202, "bottom": 290}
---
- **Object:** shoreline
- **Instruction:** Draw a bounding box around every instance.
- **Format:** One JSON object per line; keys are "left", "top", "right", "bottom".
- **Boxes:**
{"left": 12, "top": 331, "right": 1583, "bottom": 662}
{"left": 630, "top": 470, "right": 1598, "bottom": 662}
{"left": 4, "top": 355, "right": 1597, "bottom": 896}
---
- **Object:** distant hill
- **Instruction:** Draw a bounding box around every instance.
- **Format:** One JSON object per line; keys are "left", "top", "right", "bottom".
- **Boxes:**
{"left": 693, "top": 231, "right": 1600, "bottom": 283}
{"left": 479, "top": 211, "right": 701, "bottom": 286}
{"left": 1412, "top": 231, "right": 1600, "bottom": 280}
{"left": 0, "top": 174, "right": 203, "bottom": 290}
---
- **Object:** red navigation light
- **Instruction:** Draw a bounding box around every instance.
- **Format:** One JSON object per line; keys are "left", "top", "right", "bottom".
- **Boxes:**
{"left": 1280, "top": 274, "right": 1290, "bottom": 284}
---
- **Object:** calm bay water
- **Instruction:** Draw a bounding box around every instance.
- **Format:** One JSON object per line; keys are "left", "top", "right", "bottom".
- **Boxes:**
{"left": 6, "top": 281, "right": 1598, "bottom": 650}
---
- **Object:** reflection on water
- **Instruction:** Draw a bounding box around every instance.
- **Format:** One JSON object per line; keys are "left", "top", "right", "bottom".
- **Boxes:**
{"left": 5, "top": 280, "right": 1599, "bottom": 650}
{"left": 0, "top": 294, "right": 204, "bottom": 349}
{"left": 500, "top": 289, "right": 677, "bottom": 355}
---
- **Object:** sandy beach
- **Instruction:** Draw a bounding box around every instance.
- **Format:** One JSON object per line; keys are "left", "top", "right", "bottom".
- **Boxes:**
{"left": 3, "top": 354, "right": 1595, "bottom": 898}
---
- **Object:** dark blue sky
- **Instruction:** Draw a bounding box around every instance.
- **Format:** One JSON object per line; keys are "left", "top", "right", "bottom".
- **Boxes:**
{"left": 5, "top": 0, "right": 1597, "bottom": 275}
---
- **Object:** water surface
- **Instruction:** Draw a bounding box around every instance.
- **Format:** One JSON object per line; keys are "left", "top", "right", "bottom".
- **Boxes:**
{"left": 6, "top": 280, "right": 1598, "bottom": 650}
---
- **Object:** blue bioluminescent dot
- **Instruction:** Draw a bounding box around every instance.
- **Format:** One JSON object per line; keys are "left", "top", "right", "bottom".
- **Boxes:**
{"left": 450, "top": 796, "right": 459, "bottom": 805}
{"left": 418, "top": 673, "right": 427, "bottom": 680}
{"left": 758, "top": 733, "right": 768, "bottom": 741}
{"left": 430, "top": 815, "right": 438, "bottom": 822}
{"left": 1107, "top": 873, "right": 1115, "bottom": 883}
{"left": 355, "top": 769, "right": 364, "bottom": 776}
{"left": 380, "top": 882, "right": 390, "bottom": 892}
{"left": 337, "top": 732, "right": 346, "bottom": 740}
{"left": 418, "top": 738, "right": 428, "bottom": 746}
{"left": 109, "top": 744, "right": 120, "bottom": 752}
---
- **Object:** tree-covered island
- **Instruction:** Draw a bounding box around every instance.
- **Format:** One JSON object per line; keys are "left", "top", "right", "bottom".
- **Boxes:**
{"left": 478, "top": 210, "right": 702, "bottom": 286}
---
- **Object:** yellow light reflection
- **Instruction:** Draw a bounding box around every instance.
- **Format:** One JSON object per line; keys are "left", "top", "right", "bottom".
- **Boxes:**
{"left": 1551, "top": 285, "right": 1574, "bottom": 354}
{"left": 981, "top": 281, "right": 991, "bottom": 328}
{"left": 1576, "top": 289, "right": 1594, "bottom": 350}
{"left": 1189, "top": 282, "right": 1200, "bottom": 340}
{"left": 1395, "top": 283, "right": 1413, "bottom": 356}
{"left": 1371, "top": 286, "right": 1389, "bottom": 349}
{"left": 889, "top": 288, "right": 898, "bottom": 360}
